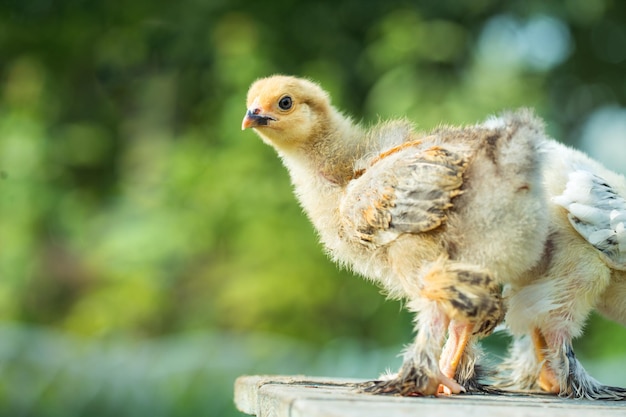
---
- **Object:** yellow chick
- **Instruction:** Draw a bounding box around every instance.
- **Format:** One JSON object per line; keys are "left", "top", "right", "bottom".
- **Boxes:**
{"left": 241, "top": 75, "right": 626, "bottom": 398}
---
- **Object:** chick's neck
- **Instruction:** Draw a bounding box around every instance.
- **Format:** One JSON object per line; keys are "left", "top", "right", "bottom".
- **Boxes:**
{"left": 296, "top": 109, "right": 367, "bottom": 187}
{"left": 275, "top": 109, "right": 368, "bottom": 241}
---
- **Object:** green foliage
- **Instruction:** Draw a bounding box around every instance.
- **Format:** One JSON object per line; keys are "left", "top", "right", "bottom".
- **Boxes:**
{"left": 0, "top": 0, "right": 625, "bottom": 415}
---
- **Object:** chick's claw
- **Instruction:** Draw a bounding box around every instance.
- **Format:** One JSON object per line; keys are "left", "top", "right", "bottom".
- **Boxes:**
{"left": 362, "top": 365, "right": 465, "bottom": 397}
{"left": 436, "top": 373, "right": 466, "bottom": 396}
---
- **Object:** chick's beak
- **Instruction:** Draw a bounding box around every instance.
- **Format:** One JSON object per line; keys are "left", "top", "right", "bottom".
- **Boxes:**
{"left": 241, "top": 108, "right": 276, "bottom": 130}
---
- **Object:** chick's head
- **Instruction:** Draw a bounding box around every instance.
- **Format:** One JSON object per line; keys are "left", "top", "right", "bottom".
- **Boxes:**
{"left": 242, "top": 75, "right": 332, "bottom": 149}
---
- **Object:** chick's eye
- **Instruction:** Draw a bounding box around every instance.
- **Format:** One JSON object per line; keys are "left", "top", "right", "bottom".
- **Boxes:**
{"left": 278, "top": 96, "right": 293, "bottom": 110}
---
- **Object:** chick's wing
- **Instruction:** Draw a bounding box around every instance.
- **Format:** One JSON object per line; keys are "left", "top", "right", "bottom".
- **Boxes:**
{"left": 340, "top": 144, "right": 469, "bottom": 247}
{"left": 553, "top": 169, "right": 626, "bottom": 270}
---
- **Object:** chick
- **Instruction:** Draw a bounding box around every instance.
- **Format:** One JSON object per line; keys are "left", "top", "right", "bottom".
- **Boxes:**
{"left": 242, "top": 75, "right": 550, "bottom": 396}
{"left": 497, "top": 139, "right": 626, "bottom": 400}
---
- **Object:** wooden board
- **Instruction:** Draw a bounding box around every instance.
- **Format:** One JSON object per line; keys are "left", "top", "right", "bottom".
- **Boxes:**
{"left": 234, "top": 375, "right": 626, "bottom": 417}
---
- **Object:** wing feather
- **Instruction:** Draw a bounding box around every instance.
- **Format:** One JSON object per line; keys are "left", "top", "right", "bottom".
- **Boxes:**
{"left": 553, "top": 170, "right": 626, "bottom": 270}
{"left": 340, "top": 145, "right": 468, "bottom": 247}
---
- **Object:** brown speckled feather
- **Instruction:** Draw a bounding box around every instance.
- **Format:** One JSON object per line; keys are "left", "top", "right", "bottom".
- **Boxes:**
{"left": 340, "top": 144, "right": 468, "bottom": 247}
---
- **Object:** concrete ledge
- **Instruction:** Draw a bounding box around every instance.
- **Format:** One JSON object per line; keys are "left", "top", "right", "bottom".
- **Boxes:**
{"left": 234, "top": 375, "right": 626, "bottom": 417}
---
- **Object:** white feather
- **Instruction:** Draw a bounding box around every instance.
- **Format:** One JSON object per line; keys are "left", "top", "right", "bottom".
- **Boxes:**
{"left": 567, "top": 203, "right": 607, "bottom": 225}
{"left": 554, "top": 169, "right": 626, "bottom": 270}
{"left": 611, "top": 209, "right": 626, "bottom": 226}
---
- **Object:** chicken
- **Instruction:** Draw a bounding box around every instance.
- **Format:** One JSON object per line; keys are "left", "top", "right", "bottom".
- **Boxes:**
{"left": 241, "top": 75, "right": 626, "bottom": 398}
{"left": 497, "top": 140, "right": 626, "bottom": 400}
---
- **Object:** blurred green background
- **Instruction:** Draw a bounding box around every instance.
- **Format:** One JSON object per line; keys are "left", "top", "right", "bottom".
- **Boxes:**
{"left": 1, "top": 0, "right": 626, "bottom": 415}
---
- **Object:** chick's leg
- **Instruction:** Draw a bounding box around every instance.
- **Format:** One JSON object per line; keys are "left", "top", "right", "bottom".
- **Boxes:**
{"left": 424, "top": 260, "right": 504, "bottom": 394}
{"left": 498, "top": 238, "right": 626, "bottom": 398}
{"left": 440, "top": 321, "right": 472, "bottom": 379}
{"left": 438, "top": 321, "right": 472, "bottom": 395}
{"left": 364, "top": 301, "right": 465, "bottom": 396}
{"left": 525, "top": 259, "right": 626, "bottom": 399}
{"left": 404, "top": 306, "right": 467, "bottom": 396}
{"left": 531, "top": 328, "right": 560, "bottom": 394}
{"left": 539, "top": 327, "right": 626, "bottom": 400}
{"left": 364, "top": 259, "right": 502, "bottom": 396}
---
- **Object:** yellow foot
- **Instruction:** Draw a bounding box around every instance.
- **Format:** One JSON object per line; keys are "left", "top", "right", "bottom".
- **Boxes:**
{"left": 532, "top": 328, "right": 561, "bottom": 394}
{"left": 437, "top": 321, "right": 472, "bottom": 396}
{"left": 538, "top": 365, "right": 561, "bottom": 394}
